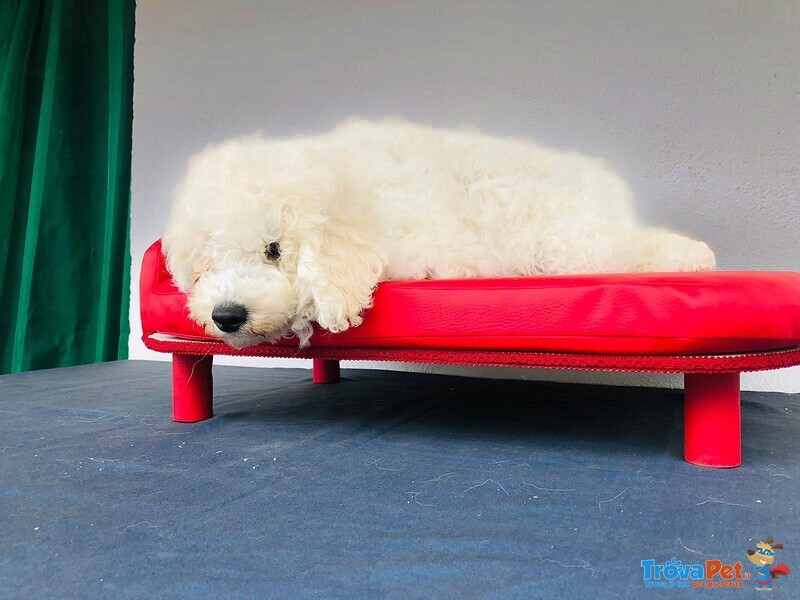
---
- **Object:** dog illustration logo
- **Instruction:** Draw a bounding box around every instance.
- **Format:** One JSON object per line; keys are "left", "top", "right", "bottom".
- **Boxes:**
{"left": 747, "top": 537, "right": 791, "bottom": 590}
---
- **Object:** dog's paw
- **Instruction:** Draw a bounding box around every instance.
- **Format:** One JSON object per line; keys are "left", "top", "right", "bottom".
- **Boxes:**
{"left": 317, "top": 314, "right": 360, "bottom": 334}
{"left": 642, "top": 235, "right": 716, "bottom": 273}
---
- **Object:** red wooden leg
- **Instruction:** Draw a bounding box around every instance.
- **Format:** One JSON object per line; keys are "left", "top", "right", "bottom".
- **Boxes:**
{"left": 172, "top": 354, "right": 214, "bottom": 422}
{"left": 684, "top": 373, "right": 741, "bottom": 468}
{"left": 313, "top": 358, "right": 340, "bottom": 383}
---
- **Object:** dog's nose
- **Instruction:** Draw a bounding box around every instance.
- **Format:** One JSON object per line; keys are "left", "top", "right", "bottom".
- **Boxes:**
{"left": 212, "top": 303, "right": 248, "bottom": 333}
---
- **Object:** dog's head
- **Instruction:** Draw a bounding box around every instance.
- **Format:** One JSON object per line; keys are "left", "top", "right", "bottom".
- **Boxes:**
{"left": 747, "top": 538, "right": 783, "bottom": 567}
{"left": 162, "top": 137, "right": 384, "bottom": 347}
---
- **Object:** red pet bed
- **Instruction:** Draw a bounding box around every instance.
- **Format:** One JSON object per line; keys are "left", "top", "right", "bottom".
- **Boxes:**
{"left": 140, "top": 240, "right": 800, "bottom": 468}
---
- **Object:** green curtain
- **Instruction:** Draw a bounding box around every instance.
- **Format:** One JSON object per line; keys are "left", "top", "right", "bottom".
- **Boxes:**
{"left": 0, "top": 0, "right": 135, "bottom": 374}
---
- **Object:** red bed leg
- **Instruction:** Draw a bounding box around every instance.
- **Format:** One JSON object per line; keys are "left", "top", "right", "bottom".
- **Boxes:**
{"left": 684, "top": 373, "right": 741, "bottom": 468}
{"left": 313, "top": 358, "right": 340, "bottom": 383}
{"left": 172, "top": 354, "right": 214, "bottom": 422}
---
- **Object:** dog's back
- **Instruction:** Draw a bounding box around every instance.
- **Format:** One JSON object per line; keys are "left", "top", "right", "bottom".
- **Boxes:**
{"left": 316, "top": 119, "right": 640, "bottom": 278}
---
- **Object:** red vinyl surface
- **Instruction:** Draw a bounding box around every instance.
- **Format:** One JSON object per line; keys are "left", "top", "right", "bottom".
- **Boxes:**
{"left": 140, "top": 239, "right": 800, "bottom": 356}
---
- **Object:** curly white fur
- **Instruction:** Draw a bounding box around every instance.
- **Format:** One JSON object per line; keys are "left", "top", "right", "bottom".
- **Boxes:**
{"left": 163, "top": 119, "right": 715, "bottom": 347}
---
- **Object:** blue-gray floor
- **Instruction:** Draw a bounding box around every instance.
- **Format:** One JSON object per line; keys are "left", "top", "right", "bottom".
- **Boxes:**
{"left": 1, "top": 361, "right": 798, "bottom": 598}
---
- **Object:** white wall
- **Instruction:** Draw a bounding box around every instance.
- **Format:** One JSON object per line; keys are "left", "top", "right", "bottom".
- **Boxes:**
{"left": 130, "top": 0, "right": 800, "bottom": 392}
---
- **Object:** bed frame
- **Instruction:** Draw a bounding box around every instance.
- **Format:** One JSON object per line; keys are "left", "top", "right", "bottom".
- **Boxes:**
{"left": 143, "top": 333, "right": 800, "bottom": 469}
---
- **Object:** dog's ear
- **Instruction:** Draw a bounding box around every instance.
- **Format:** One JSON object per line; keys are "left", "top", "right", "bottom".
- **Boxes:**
{"left": 162, "top": 226, "right": 206, "bottom": 293}
{"left": 293, "top": 221, "right": 384, "bottom": 337}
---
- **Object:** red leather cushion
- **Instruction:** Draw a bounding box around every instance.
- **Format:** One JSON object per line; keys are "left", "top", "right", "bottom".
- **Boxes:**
{"left": 140, "top": 239, "right": 800, "bottom": 355}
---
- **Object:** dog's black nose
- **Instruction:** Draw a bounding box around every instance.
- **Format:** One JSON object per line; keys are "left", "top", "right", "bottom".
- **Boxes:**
{"left": 212, "top": 303, "right": 248, "bottom": 333}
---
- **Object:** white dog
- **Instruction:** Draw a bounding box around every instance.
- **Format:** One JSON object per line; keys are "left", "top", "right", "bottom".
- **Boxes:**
{"left": 164, "top": 119, "right": 715, "bottom": 347}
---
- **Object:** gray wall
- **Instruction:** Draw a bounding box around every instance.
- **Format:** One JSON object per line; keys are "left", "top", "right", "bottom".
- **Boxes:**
{"left": 130, "top": 0, "right": 800, "bottom": 391}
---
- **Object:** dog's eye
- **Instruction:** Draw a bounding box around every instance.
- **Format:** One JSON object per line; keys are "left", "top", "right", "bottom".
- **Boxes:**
{"left": 265, "top": 242, "right": 281, "bottom": 261}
